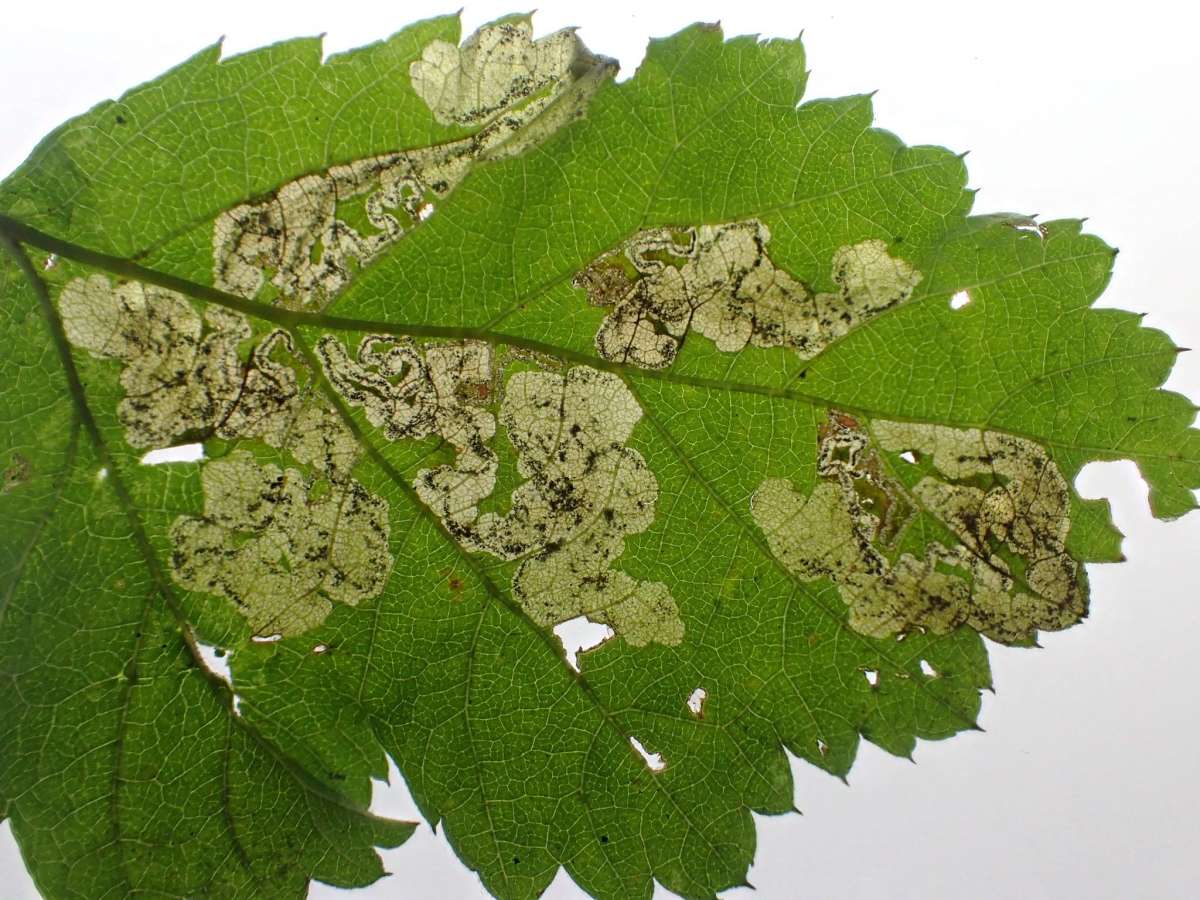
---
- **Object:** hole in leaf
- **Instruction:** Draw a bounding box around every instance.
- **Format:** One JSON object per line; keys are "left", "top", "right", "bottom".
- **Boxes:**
{"left": 949, "top": 290, "right": 971, "bottom": 310}
{"left": 863, "top": 668, "right": 879, "bottom": 687}
{"left": 817, "top": 738, "right": 829, "bottom": 757}
{"left": 196, "top": 640, "right": 232, "bottom": 682}
{"left": 251, "top": 633, "right": 282, "bottom": 644}
{"left": 919, "top": 659, "right": 937, "bottom": 677}
{"left": 312, "top": 643, "right": 328, "bottom": 655}
{"left": 1010, "top": 220, "right": 1047, "bottom": 238}
{"left": 196, "top": 640, "right": 242, "bottom": 715}
{"left": 417, "top": 202, "right": 435, "bottom": 221}
{"left": 686, "top": 687, "right": 708, "bottom": 718}
{"left": 553, "top": 615, "right": 614, "bottom": 672}
{"left": 96, "top": 467, "right": 108, "bottom": 481}
{"left": 42, "top": 253, "right": 57, "bottom": 270}
{"left": 140, "top": 443, "right": 205, "bottom": 465}
{"left": 898, "top": 450, "right": 918, "bottom": 464}
{"left": 629, "top": 736, "right": 666, "bottom": 772}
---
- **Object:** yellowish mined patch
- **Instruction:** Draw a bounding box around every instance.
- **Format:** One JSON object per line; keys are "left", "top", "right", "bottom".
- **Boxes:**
{"left": 751, "top": 413, "right": 1083, "bottom": 644}
{"left": 215, "top": 22, "right": 612, "bottom": 308}
{"left": 319, "top": 343, "right": 681, "bottom": 645}
{"left": 575, "top": 222, "right": 922, "bottom": 369}
{"left": 214, "top": 148, "right": 466, "bottom": 306}
{"left": 283, "top": 399, "right": 362, "bottom": 484}
{"left": 458, "top": 366, "right": 682, "bottom": 647}
{"left": 316, "top": 335, "right": 498, "bottom": 526}
{"left": 170, "top": 451, "right": 391, "bottom": 637}
{"left": 59, "top": 275, "right": 246, "bottom": 448}
{"left": 57, "top": 276, "right": 357, "bottom": 481}
{"left": 410, "top": 20, "right": 581, "bottom": 126}
{"left": 318, "top": 336, "right": 679, "bottom": 645}
{"left": 56, "top": 275, "right": 388, "bottom": 636}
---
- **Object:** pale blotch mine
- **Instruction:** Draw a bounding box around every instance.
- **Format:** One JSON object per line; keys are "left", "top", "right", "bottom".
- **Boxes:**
{"left": 574, "top": 221, "right": 922, "bottom": 369}
{"left": 410, "top": 20, "right": 582, "bottom": 126}
{"left": 317, "top": 339, "right": 683, "bottom": 646}
{"left": 751, "top": 413, "right": 1083, "bottom": 645}
{"left": 60, "top": 275, "right": 247, "bottom": 448}
{"left": 58, "top": 275, "right": 358, "bottom": 475}
{"left": 459, "top": 367, "right": 682, "bottom": 647}
{"left": 316, "top": 334, "right": 499, "bottom": 527}
{"left": 57, "top": 275, "right": 391, "bottom": 636}
{"left": 214, "top": 21, "right": 612, "bottom": 308}
{"left": 170, "top": 451, "right": 390, "bottom": 637}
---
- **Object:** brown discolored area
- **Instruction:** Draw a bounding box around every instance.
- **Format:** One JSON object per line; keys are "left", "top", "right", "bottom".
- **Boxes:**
{"left": 2, "top": 451, "right": 31, "bottom": 493}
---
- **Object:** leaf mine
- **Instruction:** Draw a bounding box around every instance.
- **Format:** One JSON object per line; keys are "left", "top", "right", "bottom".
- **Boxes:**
{"left": 410, "top": 19, "right": 586, "bottom": 127}
{"left": 58, "top": 274, "right": 359, "bottom": 474}
{"left": 214, "top": 20, "right": 613, "bottom": 308}
{"left": 458, "top": 366, "right": 682, "bottom": 646}
{"left": 574, "top": 220, "right": 922, "bottom": 369}
{"left": 316, "top": 334, "right": 499, "bottom": 526}
{"left": 320, "top": 336, "right": 684, "bottom": 647}
{"left": 751, "top": 412, "right": 1085, "bottom": 644}
{"left": 56, "top": 273, "right": 387, "bottom": 634}
{"left": 59, "top": 274, "right": 248, "bottom": 447}
{"left": 169, "top": 450, "right": 392, "bottom": 637}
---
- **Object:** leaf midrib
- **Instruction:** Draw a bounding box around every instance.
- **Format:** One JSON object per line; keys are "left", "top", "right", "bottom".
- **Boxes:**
{"left": 3, "top": 216, "right": 1171, "bottom": 464}
{"left": 1, "top": 218, "right": 1161, "bottom": 714}
{"left": 5, "top": 204, "right": 1069, "bottom": 890}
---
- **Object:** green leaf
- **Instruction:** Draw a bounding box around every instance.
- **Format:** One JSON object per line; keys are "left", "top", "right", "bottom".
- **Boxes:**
{"left": 1, "top": 12, "right": 1196, "bottom": 900}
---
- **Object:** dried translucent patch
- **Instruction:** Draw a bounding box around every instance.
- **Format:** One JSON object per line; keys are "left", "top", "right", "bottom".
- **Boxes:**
{"left": 215, "top": 149, "right": 466, "bottom": 307}
{"left": 575, "top": 222, "right": 922, "bottom": 369}
{"left": 454, "top": 366, "right": 681, "bottom": 646}
{"left": 751, "top": 413, "right": 1084, "bottom": 644}
{"left": 316, "top": 335, "right": 498, "bottom": 525}
{"left": 57, "top": 276, "right": 358, "bottom": 481}
{"left": 170, "top": 451, "right": 391, "bottom": 637}
{"left": 411, "top": 20, "right": 581, "bottom": 126}
{"left": 55, "top": 275, "right": 388, "bottom": 635}
{"left": 318, "top": 341, "right": 679, "bottom": 646}
{"left": 215, "top": 22, "right": 612, "bottom": 308}
{"left": 59, "top": 275, "right": 247, "bottom": 448}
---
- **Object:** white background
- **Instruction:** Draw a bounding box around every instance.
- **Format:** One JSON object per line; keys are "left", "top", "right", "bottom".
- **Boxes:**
{"left": 2, "top": 2, "right": 1198, "bottom": 898}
